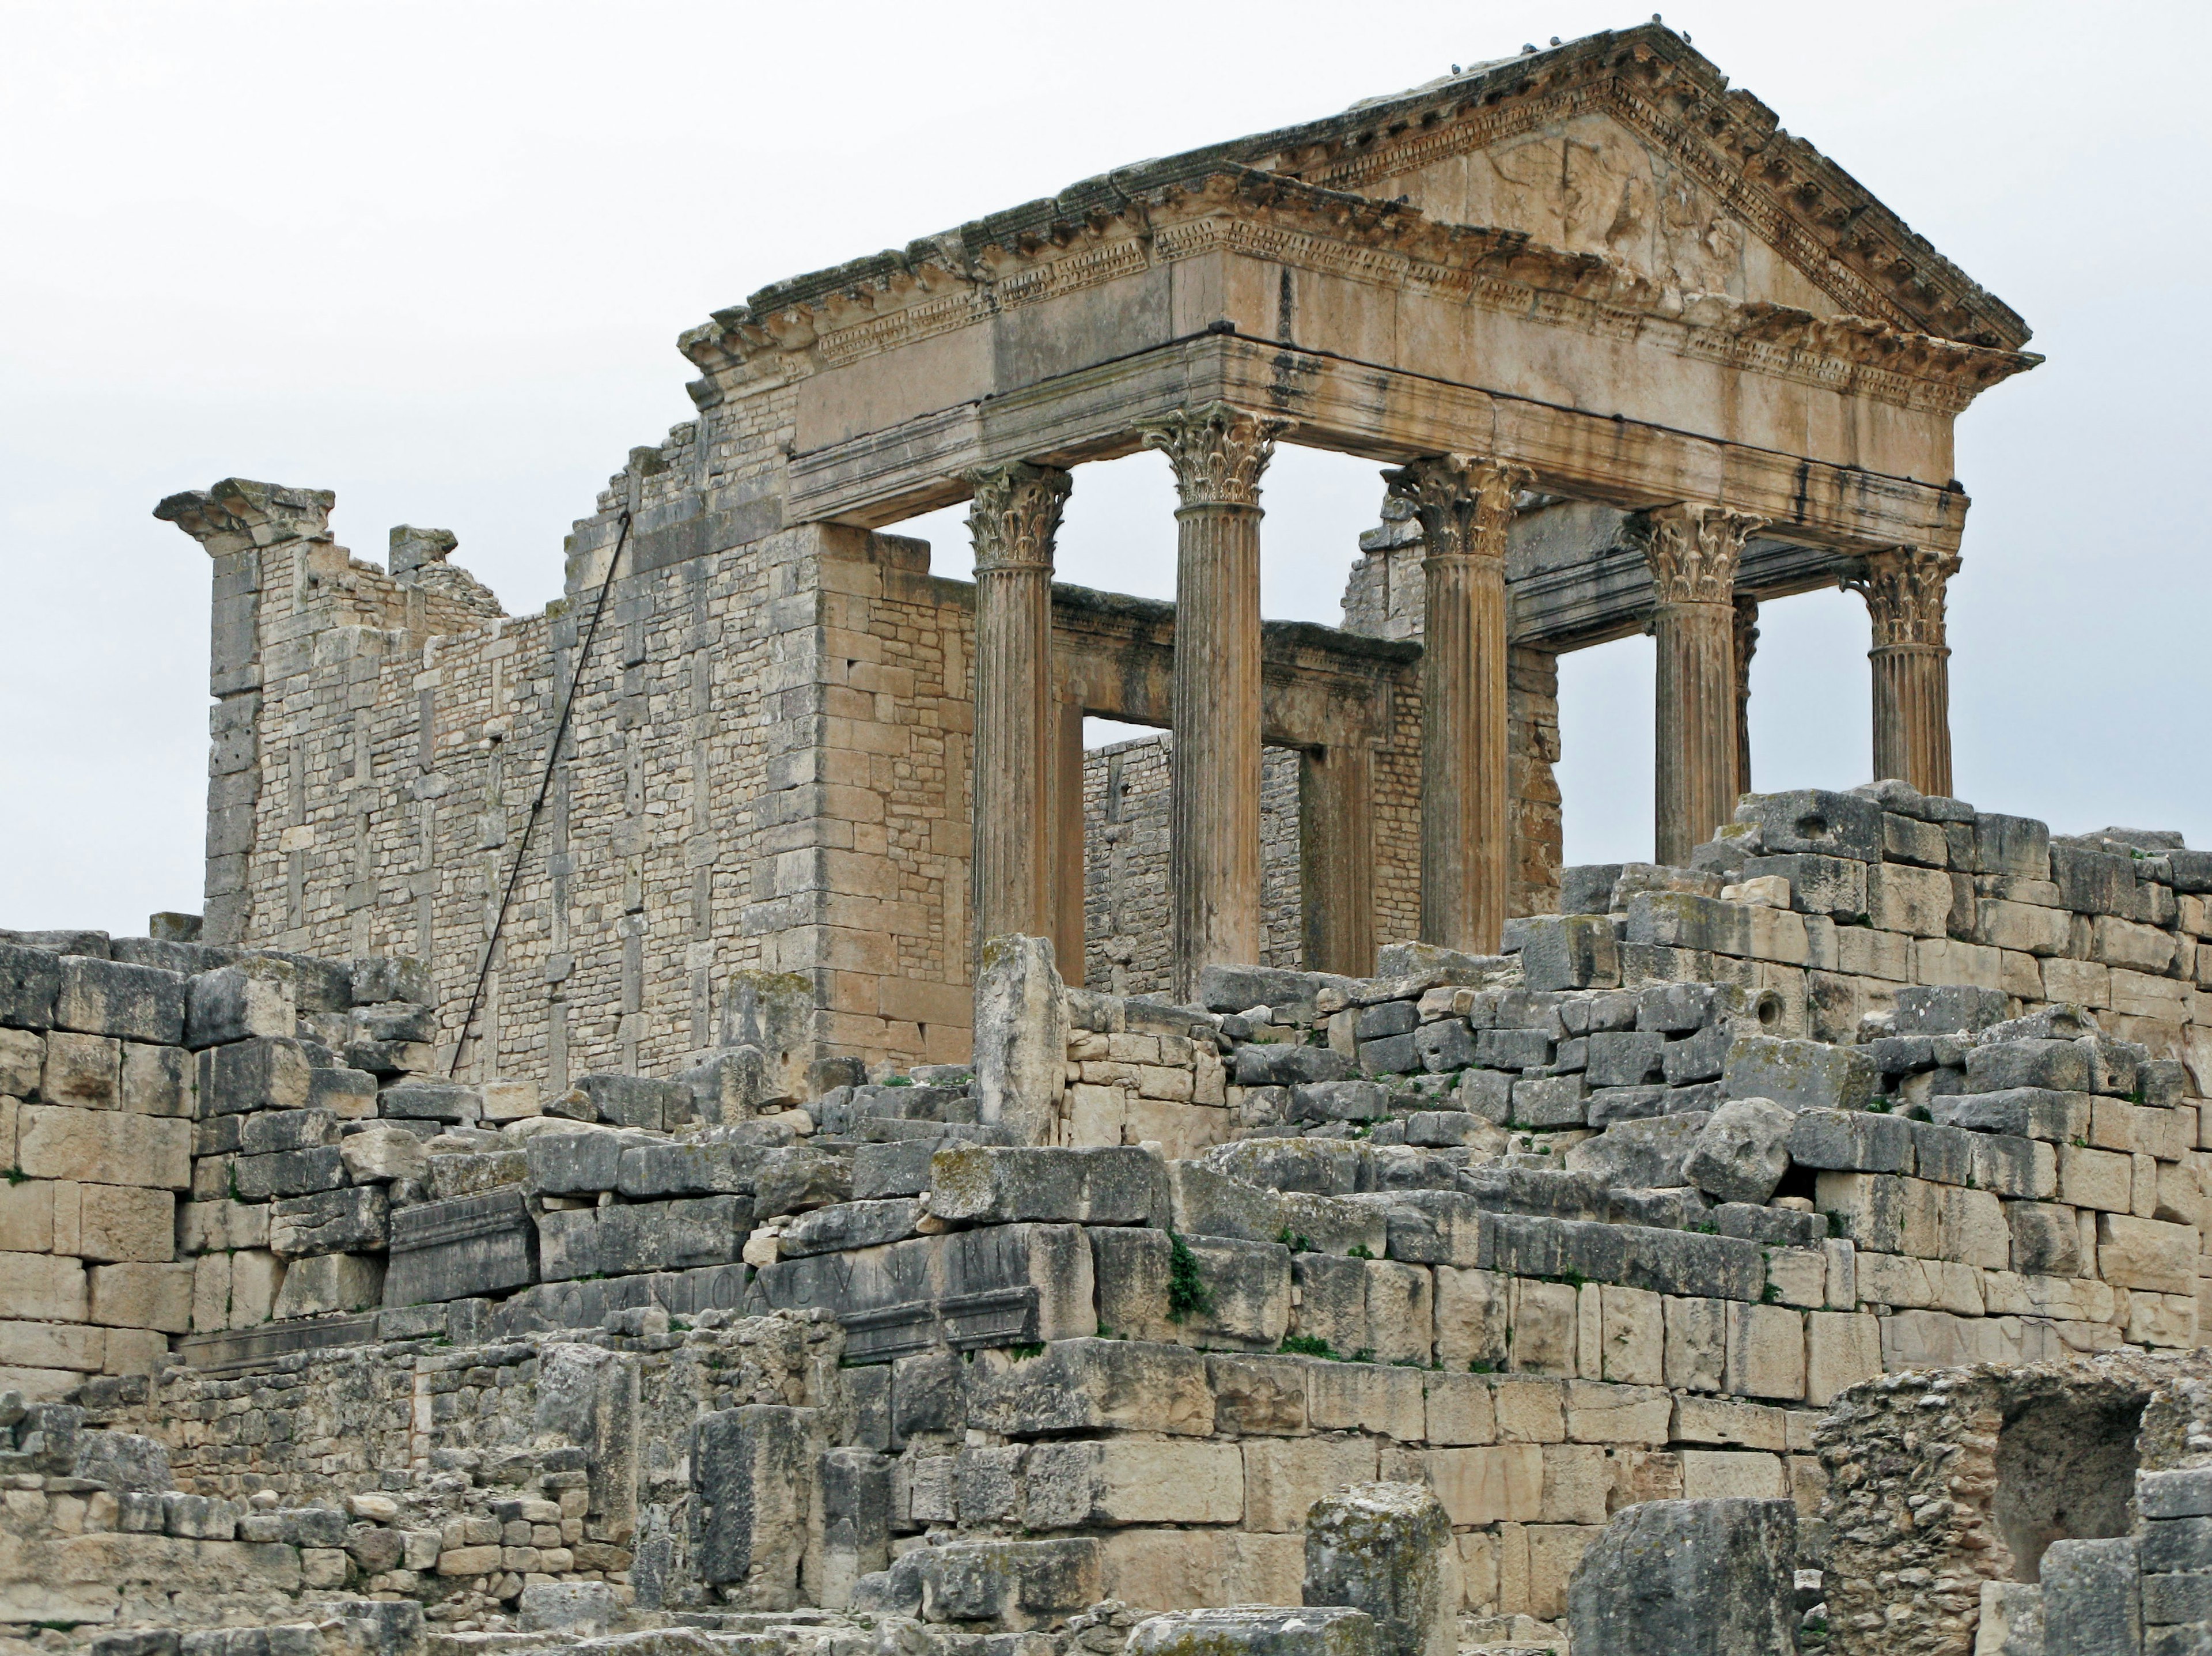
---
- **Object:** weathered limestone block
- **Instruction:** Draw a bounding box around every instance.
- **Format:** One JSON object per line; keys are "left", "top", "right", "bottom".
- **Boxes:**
{"left": 1093, "top": 1228, "right": 1291, "bottom": 1349}
{"left": 965, "top": 1339, "right": 1213, "bottom": 1437}
{"left": 693, "top": 1404, "right": 816, "bottom": 1608}
{"left": 1520, "top": 916, "right": 1622, "bottom": 992}
{"left": 752, "top": 1146, "right": 854, "bottom": 1218}
{"left": 1723, "top": 1035, "right": 1876, "bottom": 1112}
{"left": 779, "top": 1198, "right": 925, "bottom": 1257}
{"left": 2040, "top": 1536, "right": 2139, "bottom": 1655}
{"left": 915, "top": 1537, "right": 1102, "bottom": 1628}
{"left": 198, "top": 1037, "right": 313, "bottom": 1115}
{"left": 377, "top": 1082, "right": 478, "bottom": 1124}
{"left": 975, "top": 935, "right": 1069, "bottom": 1147}
{"left": 1303, "top": 1482, "right": 1457, "bottom": 1656}
{"left": 55, "top": 958, "right": 185, "bottom": 1045}
{"left": 1789, "top": 1107, "right": 1915, "bottom": 1174}
{"left": 1563, "top": 1113, "right": 1707, "bottom": 1188}
{"left": 1977, "top": 1580, "right": 2046, "bottom": 1656}
{"left": 340, "top": 1122, "right": 428, "bottom": 1184}
{"left": 384, "top": 1188, "right": 537, "bottom": 1305}
{"left": 527, "top": 1128, "right": 632, "bottom": 1193}
{"left": 1684, "top": 1098, "right": 1794, "bottom": 1205}
{"left": 537, "top": 1195, "right": 749, "bottom": 1281}
{"left": 268, "top": 1185, "right": 388, "bottom": 1258}
{"left": 17, "top": 1106, "right": 190, "bottom": 1190}
{"left": 88, "top": 1260, "right": 192, "bottom": 1330}
{"left": 1127, "top": 1606, "right": 1376, "bottom": 1656}
{"left": 0, "top": 942, "right": 64, "bottom": 1029}
{"left": 1025, "top": 1438, "right": 1244, "bottom": 1527}
{"left": 517, "top": 1581, "right": 620, "bottom": 1635}
{"left": 269, "top": 1252, "right": 382, "bottom": 1318}
{"left": 233, "top": 1145, "right": 346, "bottom": 1200}
{"left": 184, "top": 963, "right": 295, "bottom": 1048}
{"left": 71, "top": 1429, "right": 171, "bottom": 1492}
{"left": 1566, "top": 1496, "right": 1798, "bottom": 1656}
{"left": 817, "top": 1446, "right": 893, "bottom": 1609}
{"left": 930, "top": 1144, "right": 1162, "bottom": 1225}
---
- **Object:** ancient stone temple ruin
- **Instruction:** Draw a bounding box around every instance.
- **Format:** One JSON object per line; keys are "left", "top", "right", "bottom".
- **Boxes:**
{"left": 3, "top": 21, "right": 2207, "bottom": 1656}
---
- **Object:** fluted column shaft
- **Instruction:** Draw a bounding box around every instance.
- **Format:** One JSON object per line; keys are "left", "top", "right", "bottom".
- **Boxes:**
{"left": 1732, "top": 594, "right": 1760, "bottom": 800}
{"left": 1849, "top": 546, "right": 1960, "bottom": 796}
{"left": 1139, "top": 404, "right": 1288, "bottom": 1001}
{"left": 1387, "top": 454, "right": 1529, "bottom": 954}
{"left": 967, "top": 462, "right": 1071, "bottom": 948}
{"left": 1634, "top": 505, "right": 1768, "bottom": 865}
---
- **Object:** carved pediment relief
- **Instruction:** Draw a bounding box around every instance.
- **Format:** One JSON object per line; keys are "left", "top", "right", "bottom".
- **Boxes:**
{"left": 1359, "top": 114, "right": 1830, "bottom": 316}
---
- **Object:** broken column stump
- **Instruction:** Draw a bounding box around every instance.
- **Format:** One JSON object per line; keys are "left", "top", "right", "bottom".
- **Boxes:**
{"left": 1302, "top": 1482, "right": 1457, "bottom": 1656}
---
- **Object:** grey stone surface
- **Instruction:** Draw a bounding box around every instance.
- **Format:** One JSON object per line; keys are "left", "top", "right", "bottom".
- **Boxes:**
{"left": 1519, "top": 914, "right": 1622, "bottom": 992}
{"left": 1929, "top": 1087, "right": 2088, "bottom": 1141}
{"left": 1892, "top": 983, "right": 2013, "bottom": 1035}
{"left": 1291, "top": 1080, "right": 1391, "bottom": 1123}
{"left": 576, "top": 1072, "right": 689, "bottom": 1131}
{"left": 71, "top": 1430, "right": 172, "bottom": 1493}
{"left": 268, "top": 1184, "right": 389, "bottom": 1258}
{"left": 1788, "top": 1107, "right": 1915, "bottom": 1174}
{"left": 527, "top": 1129, "right": 630, "bottom": 1194}
{"left": 1303, "top": 1482, "right": 1456, "bottom": 1656}
{"left": 1968, "top": 1039, "right": 2094, "bottom": 1095}
{"left": 779, "top": 1198, "right": 924, "bottom": 1257}
{"left": 752, "top": 1145, "right": 853, "bottom": 1218}
{"left": 384, "top": 1188, "right": 537, "bottom": 1306}
{"left": 1739, "top": 788, "right": 1884, "bottom": 861}
{"left": 1566, "top": 1497, "right": 1798, "bottom": 1656}
{"left": 1510, "top": 1072, "right": 1589, "bottom": 1127}
{"left": 2041, "top": 1536, "right": 2141, "bottom": 1655}
{"left": 1130, "top": 1608, "right": 1376, "bottom": 1656}
{"left": 1724, "top": 1034, "right": 1876, "bottom": 1112}
{"left": 378, "top": 1082, "right": 479, "bottom": 1124}
{"left": 1563, "top": 1113, "right": 1709, "bottom": 1189}
{"left": 199, "top": 1037, "right": 313, "bottom": 1115}
{"left": 928, "top": 1144, "right": 1161, "bottom": 1225}
{"left": 2143, "top": 1470, "right": 2212, "bottom": 1522}
{"left": 233, "top": 1145, "right": 347, "bottom": 1200}
{"left": 537, "top": 1195, "right": 751, "bottom": 1281}
{"left": 516, "top": 1582, "right": 620, "bottom": 1635}
{"left": 1684, "top": 1097, "right": 1795, "bottom": 1205}
{"left": 1236, "top": 1044, "right": 1354, "bottom": 1086}
{"left": 54, "top": 956, "right": 186, "bottom": 1045}
{"left": 618, "top": 1139, "right": 766, "bottom": 1198}
{"left": 692, "top": 1404, "right": 815, "bottom": 1607}
{"left": 963, "top": 1337, "right": 1212, "bottom": 1438}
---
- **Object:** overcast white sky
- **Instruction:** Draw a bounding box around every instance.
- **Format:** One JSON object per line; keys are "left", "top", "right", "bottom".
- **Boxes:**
{"left": 3, "top": 1, "right": 2207, "bottom": 936}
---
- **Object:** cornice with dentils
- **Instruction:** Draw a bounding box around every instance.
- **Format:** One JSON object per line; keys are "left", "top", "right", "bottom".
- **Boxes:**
{"left": 678, "top": 167, "right": 2038, "bottom": 419}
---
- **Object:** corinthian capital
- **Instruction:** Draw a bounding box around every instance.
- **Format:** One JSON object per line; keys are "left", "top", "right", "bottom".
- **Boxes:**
{"left": 1381, "top": 454, "right": 1532, "bottom": 561}
{"left": 1844, "top": 546, "right": 1961, "bottom": 648}
{"left": 1631, "top": 504, "right": 1770, "bottom": 606}
{"left": 1137, "top": 403, "right": 1292, "bottom": 509}
{"left": 964, "top": 462, "right": 1073, "bottom": 572}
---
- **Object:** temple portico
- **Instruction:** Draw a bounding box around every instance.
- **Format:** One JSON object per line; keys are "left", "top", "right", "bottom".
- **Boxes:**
{"left": 168, "top": 22, "right": 2035, "bottom": 1075}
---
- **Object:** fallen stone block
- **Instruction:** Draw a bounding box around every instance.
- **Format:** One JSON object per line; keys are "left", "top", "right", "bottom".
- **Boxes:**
{"left": 1291, "top": 1080, "right": 1391, "bottom": 1124}
{"left": 575, "top": 1072, "right": 688, "bottom": 1131}
{"left": 975, "top": 933, "right": 1069, "bottom": 1148}
{"left": 1737, "top": 789, "right": 1883, "bottom": 861}
{"left": 378, "top": 1082, "right": 479, "bottom": 1124}
{"left": 1567, "top": 1496, "right": 1798, "bottom": 1656}
{"left": 752, "top": 1145, "right": 854, "bottom": 1217}
{"left": 0, "top": 943, "right": 64, "bottom": 1030}
{"left": 71, "top": 1429, "right": 171, "bottom": 1492}
{"left": 618, "top": 1139, "right": 766, "bottom": 1198}
{"left": 1563, "top": 1114, "right": 1707, "bottom": 1189}
{"left": 1684, "top": 1098, "right": 1794, "bottom": 1205}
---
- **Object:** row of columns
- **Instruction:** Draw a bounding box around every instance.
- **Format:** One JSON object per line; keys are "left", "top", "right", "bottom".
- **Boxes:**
{"left": 965, "top": 403, "right": 1961, "bottom": 999}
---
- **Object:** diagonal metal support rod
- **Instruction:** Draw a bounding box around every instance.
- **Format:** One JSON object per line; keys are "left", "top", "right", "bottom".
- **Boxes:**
{"left": 448, "top": 509, "right": 632, "bottom": 1079}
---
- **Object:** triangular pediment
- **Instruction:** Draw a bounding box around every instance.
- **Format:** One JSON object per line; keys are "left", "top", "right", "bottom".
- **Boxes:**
{"left": 1228, "top": 23, "right": 2029, "bottom": 350}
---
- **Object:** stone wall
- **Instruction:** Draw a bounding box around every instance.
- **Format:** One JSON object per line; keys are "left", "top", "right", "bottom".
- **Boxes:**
{"left": 1082, "top": 736, "right": 1303, "bottom": 996}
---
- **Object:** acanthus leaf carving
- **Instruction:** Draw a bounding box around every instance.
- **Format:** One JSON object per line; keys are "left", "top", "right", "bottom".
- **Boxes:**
{"left": 1381, "top": 454, "right": 1532, "bottom": 562}
{"left": 1630, "top": 503, "right": 1769, "bottom": 606}
{"left": 963, "top": 463, "right": 1073, "bottom": 572}
{"left": 1843, "top": 545, "right": 1960, "bottom": 649}
{"left": 1136, "top": 403, "right": 1291, "bottom": 509}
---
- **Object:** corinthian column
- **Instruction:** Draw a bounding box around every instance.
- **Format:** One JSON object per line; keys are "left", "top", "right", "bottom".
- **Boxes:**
{"left": 966, "top": 462, "right": 1072, "bottom": 947}
{"left": 1385, "top": 453, "right": 1530, "bottom": 955}
{"left": 1138, "top": 403, "right": 1289, "bottom": 1000}
{"left": 1846, "top": 546, "right": 1960, "bottom": 797}
{"left": 1633, "top": 504, "right": 1768, "bottom": 865}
